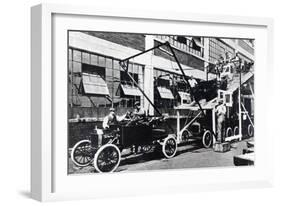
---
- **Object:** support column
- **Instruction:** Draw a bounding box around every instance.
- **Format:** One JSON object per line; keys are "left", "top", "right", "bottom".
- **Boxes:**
{"left": 238, "top": 75, "right": 242, "bottom": 141}
{"left": 203, "top": 38, "right": 210, "bottom": 81}
{"left": 177, "top": 110, "right": 180, "bottom": 143}
{"left": 143, "top": 35, "right": 155, "bottom": 115}
{"left": 212, "top": 108, "right": 216, "bottom": 144}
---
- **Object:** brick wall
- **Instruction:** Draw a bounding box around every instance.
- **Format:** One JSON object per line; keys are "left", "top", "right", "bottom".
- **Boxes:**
{"left": 85, "top": 32, "right": 145, "bottom": 51}
{"left": 154, "top": 41, "right": 205, "bottom": 71}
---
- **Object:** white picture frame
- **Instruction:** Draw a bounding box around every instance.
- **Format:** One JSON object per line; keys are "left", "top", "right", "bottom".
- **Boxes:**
{"left": 31, "top": 3, "right": 274, "bottom": 202}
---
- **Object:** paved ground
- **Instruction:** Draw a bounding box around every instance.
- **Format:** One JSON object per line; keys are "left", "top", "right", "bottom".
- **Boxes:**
{"left": 68, "top": 138, "right": 253, "bottom": 174}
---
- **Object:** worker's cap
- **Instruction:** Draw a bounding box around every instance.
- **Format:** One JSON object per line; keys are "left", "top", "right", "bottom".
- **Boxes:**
{"left": 109, "top": 107, "right": 115, "bottom": 112}
{"left": 134, "top": 101, "right": 140, "bottom": 107}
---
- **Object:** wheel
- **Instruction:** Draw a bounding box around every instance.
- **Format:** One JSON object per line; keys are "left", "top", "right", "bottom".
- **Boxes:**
{"left": 93, "top": 144, "right": 121, "bottom": 173}
{"left": 233, "top": 126, "right": 239, "bottom": 136}
{"left": 181, "top": 129, "right": 189, "bottom": 142}
{"left": 248, "top": 124, "right": 254, "bottom": 137}
{"left": 141, "top": 145, "right": 153, "bottom": 153}
{"left": 226, "top": 127, "right": 233, "bottom": 137}
{"left": 202, "top": 130, "right": 213, "bottom": 148}
{"left": 71, "top": 140, "right": 92, "bottom": 167}
{"left": 162, "top": 135, "right": 177, "bottom": 159}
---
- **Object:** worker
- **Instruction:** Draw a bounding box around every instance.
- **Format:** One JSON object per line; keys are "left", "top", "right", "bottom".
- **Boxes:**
{"left": 133, "top": 101, "right": 145, "bottom": 118}
{"left": 102, "top": 107, "right": 118, "bottom": 129}
{"left": 188, "top": 75, "right": 198, "bottom": 101}
{"left": 188, "top": 75, "right": 198, "bottom": 89}
{"left": 215, "top": 100, "right": 227, "bottom": 143}
{"left": 131, "top": 101, "right": 146, "bottom": 154}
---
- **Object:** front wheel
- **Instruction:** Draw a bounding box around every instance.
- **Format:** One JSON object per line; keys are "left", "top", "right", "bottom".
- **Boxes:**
{"left": 71, "top": 140, "right": 92, "bottom": 167}
{"left": 162, "top": 135, "right": 177, "bottom": 159}
{"left": 202, "top": 130, "right": 213, "bottom": 148}
{"left": 248, "top": 124, "right": 254, "bottom": 137}
{"left": 93, "top": 144, "right": 121, "bottom": 173}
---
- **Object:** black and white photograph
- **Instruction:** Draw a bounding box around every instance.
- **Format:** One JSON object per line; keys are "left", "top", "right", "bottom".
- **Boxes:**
{"left": 67, "top": 31, "right": 255, "bottom": 174}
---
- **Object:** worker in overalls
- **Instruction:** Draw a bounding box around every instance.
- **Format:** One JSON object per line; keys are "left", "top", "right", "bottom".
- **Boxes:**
{"left": 215, "top": 100, "right": 227, "bottom": 143}
{"left": 102, "top": 107, "right": 118, "bottom": 129}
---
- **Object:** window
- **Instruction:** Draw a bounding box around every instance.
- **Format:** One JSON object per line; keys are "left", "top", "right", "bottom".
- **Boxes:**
{"left": 192, "top": 37, "right": 203, "bottom": 52}
{"left": 119, "top": 65, "right": 143, "bottom": 108}
{"left": 81, "top": 73, "right": 110, "bottom": 96}
{"left": 82, "top": 64, "right": 105, "bottom": 78}
{"left": 155, "top": 35, "right": 204, "bottom": 58}
{"left": 176, "top": 36, "right": 187, "bottom": 44}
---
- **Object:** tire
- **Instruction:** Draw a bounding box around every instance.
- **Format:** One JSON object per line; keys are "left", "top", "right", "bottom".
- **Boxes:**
{"left": 71, "top": 140, "right": 92, "bottom": 167}
{"left": 181, "top": 130, "right": 189, "bottom": 142}
{"left": 141, "top": 145, "right": 153, "bottom": 153}
{"left": 162, "top": 135, "right": 177, "bottom": 159}
{"left": 226, "top": 127, "right": 233, "bottom": 137}
{"left": 202, "top": 130, "right": 213, "bottom": 148}
{"left": 233, "top": 126, "right": 239, "bottom": 136}
{"left": 248, "top": 124, "right": 254, "bottom": 137}
{"left": 93, "top": 144, "right": 121, "bottom": 173}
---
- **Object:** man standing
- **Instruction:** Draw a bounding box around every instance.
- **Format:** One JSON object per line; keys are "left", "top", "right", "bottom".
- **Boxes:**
{"left": 133, "top": 101, "right": 145, "bottom": 118}
{"left": 215, "top": 101, "right": 227, "bottom": 143}
{"left": 188, "top": 75, "right": 198, "bottom": 101}
{"left": 188, "top": 75, "right": 198, "bottom": 89}
{"left": 131, "top": 101, "right": 146, "bottom": 154}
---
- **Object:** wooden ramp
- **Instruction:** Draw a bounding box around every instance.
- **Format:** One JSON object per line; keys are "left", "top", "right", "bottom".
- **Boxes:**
{"left": 233, "top": 152, "right": 255, "bottom": 166}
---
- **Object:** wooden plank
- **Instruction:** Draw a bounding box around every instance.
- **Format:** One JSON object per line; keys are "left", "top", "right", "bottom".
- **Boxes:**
{"left": 233, "top": 153, "right": 255, "bottom": 166}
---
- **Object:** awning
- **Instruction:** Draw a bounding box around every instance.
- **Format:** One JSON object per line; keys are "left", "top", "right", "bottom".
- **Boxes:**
{"left": 178, "top": 91, "right": 191, "bottom": 101}
{"left": 120, "top": 84, "right": 142, "bottom": 96}
{"left": 157, "top": 87, "right": 174, "bottom": 99}
{"left": 192, "top": 38, "right": 204, "bottom": 48}
{"left": 82, "top": 73, "right": 110, "bottom": 95}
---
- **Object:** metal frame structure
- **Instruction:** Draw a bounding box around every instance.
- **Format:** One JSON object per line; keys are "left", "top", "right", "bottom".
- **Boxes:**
{"left": 119, "top": 41, "right": 218, "bottom": 142}
{"left": 119, "top": 41, "right": 255, "bottom": 145}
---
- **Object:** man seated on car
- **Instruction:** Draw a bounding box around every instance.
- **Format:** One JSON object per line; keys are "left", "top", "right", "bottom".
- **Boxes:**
{"left": 102, "top": 107, "right": 128, "bottom": 129}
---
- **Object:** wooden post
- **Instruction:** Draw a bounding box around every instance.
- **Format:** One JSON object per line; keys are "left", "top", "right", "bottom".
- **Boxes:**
{"left": 177, "top": 110, "right": 180, "bottom": 143}
{"left": 238, "top": 72, "right": 242, "bottom": 141}
{"left": 212, "top": 108, "right": 216, "bottom": 144}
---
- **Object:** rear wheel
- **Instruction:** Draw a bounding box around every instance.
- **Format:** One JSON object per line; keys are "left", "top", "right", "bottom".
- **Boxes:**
{"left": 71, "top": 140, "right": 92, "bottom": 167}
{"left": 93, "top": 144, "right": 121, "bottom": 173}
{"left": 226, "top": 127, "right": 233, "bottom": 137}
{"left": 233, "top": 126, "right": 239, "bottom": 136}
{"left": 162, "top": 136, "right": 177, "bottom": 158}
{"left": 181, "top": 130, "right": 189, "bottom": 142}
{"left": 202, "top": 130, "right": 213, "bottom": 148}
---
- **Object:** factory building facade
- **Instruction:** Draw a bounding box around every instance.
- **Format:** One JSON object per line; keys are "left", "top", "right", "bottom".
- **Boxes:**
{"left": 68, "top": 31, "right": 254, "bottom": 120}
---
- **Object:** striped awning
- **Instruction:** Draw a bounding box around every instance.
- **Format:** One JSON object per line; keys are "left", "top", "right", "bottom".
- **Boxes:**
{"left": 157, "top": 87, "right": 174, "bottom": 99}
{"left": 120, "top": 84, "right": 142, "bottom": 96}
{"left": 82, "top": 73, "right": 110, "bottom": 95}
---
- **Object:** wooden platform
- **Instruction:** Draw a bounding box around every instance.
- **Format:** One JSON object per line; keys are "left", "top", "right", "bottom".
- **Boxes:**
{"left": 213, "top": 142, "right": 231, "bottom": 153}
{"left": 233, "top": 153, "right": 255, "bottom": 166}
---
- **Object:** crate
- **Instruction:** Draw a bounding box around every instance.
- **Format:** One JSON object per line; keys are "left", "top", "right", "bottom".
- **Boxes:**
{"left": 213, "top": 142, "right": 231, "bottom": 152}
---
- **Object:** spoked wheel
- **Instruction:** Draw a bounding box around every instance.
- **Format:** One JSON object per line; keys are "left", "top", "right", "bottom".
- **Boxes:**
{"left": 233, "top": 126, "right": 239, "bottom": 136}
{"left": 141, "top": 145, "right": 153, "bottom": 153}
{"left": 181, "top": 130, "right": 189, "bottom": 142}
{"left": 226, "top": 127, "right": 233, "bottom": 137}
{"left": 71, "top": 140, "right": 93, "bottom": 167}
{"left": 202, "top": 130, "right": 213, "bottom": 148}
{"left": 93, "top": 144, "right": 121, "bottom": 173}
{"left": 162, "top": 135, "right": 177, "bottom": 159}
{"left": 248, "top": 124, "right": 254, "bottom": 137}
